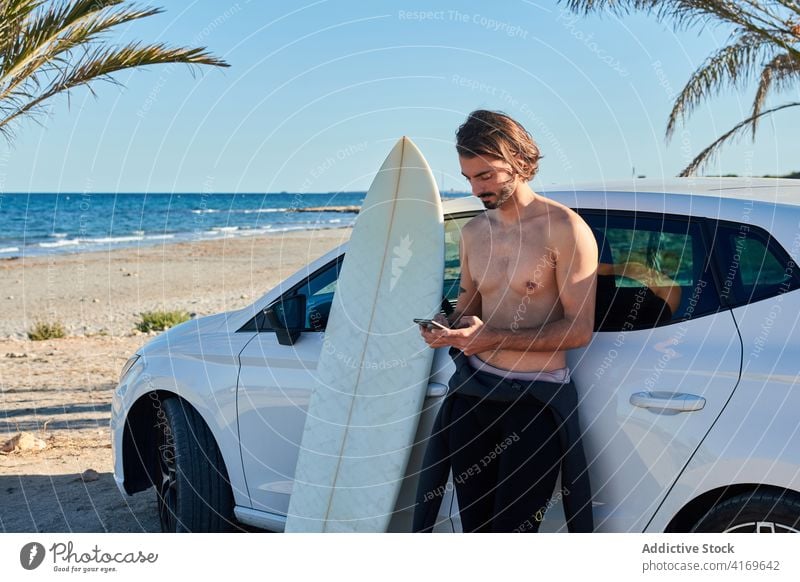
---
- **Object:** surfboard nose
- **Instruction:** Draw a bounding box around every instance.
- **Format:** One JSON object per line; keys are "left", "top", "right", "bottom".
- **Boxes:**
{"left": 381, "top": 136, "right": 432, "bottom": 177}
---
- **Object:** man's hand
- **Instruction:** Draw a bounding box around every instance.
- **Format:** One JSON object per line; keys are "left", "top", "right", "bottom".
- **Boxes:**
{"left": 419, "top": 314, "right": 498, "bottom": 356}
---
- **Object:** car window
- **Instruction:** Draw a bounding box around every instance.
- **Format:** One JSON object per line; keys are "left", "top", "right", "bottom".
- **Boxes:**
{"left": 273, "top": 214, "right": 476, "bottom": 332}
{"left": 252, "top": 211, "right": 474, "bottom": 335}
{"left": 290, "top": 258, "right": 343, "bottom": 331}
{"left": 581, "top": 212, "right": 721, "bottom": 331}
{"left": 711, "top": 220, "right": 800, "bottom": 306}
{"left": 238, "top": 256, "right": 343, "bottom": 333}
{"left": 443, "top": 215, "right": 476, "bottom": 303}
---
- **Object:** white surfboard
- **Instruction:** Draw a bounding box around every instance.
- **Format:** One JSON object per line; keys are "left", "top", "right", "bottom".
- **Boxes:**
{"left": 285, "top": 137, "right": 444, "bottom": 532}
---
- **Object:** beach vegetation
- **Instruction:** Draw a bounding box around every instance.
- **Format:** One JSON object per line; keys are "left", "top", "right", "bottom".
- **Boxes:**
{"left": 136, "top": 310, "right": 191, "bottom": 332}
{"left": 562, "top": 0, "right": 800, "bottom": 176}
{"left": 27, "top": 319, "right": 66, "bottom": 340}
{"left": 0, "top": 0, "right": 228, "bottom": 140}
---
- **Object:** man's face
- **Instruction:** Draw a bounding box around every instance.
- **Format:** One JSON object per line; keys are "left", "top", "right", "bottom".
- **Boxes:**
{"left": 459, "top": 155, "right": 517, "bottom": 210}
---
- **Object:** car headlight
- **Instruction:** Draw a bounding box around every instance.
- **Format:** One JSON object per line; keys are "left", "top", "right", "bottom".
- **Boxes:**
{"left": 119, "top": 355, "right": 141, "bottom": 383}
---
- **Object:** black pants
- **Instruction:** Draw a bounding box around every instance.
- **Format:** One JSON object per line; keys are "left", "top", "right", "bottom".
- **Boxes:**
{"left": 413, "top": 347, "right": 593, "bottom": 533}
{"left": 446, "top": 392, "right": 562, "bottom": 533}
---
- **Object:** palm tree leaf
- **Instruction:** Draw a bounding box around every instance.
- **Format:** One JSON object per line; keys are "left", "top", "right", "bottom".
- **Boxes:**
{"left": 0, "top": 41, "right": 227, "bottom": 134}
{"left": 0, "top": 0, "right": 41, "bottom": 33}
{"left": 0, "top": 1, "right": 229, "bottom": 139}
{"left": 562, "top": 0, "right": 800, "bottom": 169}
{"left": 774, "top": 1, "right": 800, "bottom": 18}
{"left": 0, "top": 0, "right": 41, "bottom": 60}
{"left": 751, "top": 52, "right": 800, "bottom": 137}
{"left": 561, "top": 1, "right": 738, "bottom": 30}
{"left": 2, "top": 1, "right": 121, "bottom": 76}
{"left": 561, "top": 1, "right": 800, "bottom": 59}
{"left": 1, "top": 1, "right": 161, "bottom": 102}
{"left": 679, "top": 100, "right": 800, "bottom": 176}
{"left": 666, "top": 32, "right": 775, "bottom": 140}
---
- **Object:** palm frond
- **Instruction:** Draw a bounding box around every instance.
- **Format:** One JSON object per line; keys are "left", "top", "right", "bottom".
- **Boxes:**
{"left": 774, "top": 1, "right": 800, "bottom": 18}
{"left": 562, "top": 0, "right": 800, "bottom": 173}
{"left": 0, "top": 0, "right": 41, "bottom": 56}
{"left": 0, "top": 1, "right": 228, "bottom": 141}
{"left": 0, "top": 41, "right": 226, "bottom": 136}
{"left": 562, "top": 1, "right": 741, "bottom": 30}
{"left": 1, "top": 1, "right": 162, "bottom": 104}
{"left": 0, "top": 0, "right": 41, "bottom": 28}
{"left": 666, "top": 33, "right": 774, "bottom": 141}
{"left": 679, "top": 101, "right": 800, "bottom": 177}
{"left": 561, "top": 1, "right": 800, "bottom": 58}
{"left": 751, "top": 52, "right": 800, "bottom": 137}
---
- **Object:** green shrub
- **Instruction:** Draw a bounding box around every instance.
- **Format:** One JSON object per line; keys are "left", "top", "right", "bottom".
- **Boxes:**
{"left": 136, "top": 310, "right": 191, "bottom": 333}
{"left": 27, "top": 320, "right": 66, "bottom": 341}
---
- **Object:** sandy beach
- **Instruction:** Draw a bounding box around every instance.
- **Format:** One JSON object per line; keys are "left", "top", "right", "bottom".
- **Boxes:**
{"left": 0, "top": 228, "right": 351, "bottom": 532}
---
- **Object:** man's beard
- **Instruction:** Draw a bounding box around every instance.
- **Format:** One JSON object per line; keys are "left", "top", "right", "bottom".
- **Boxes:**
{"left": 478, "top": 179, "right": 515, "bottom": 209}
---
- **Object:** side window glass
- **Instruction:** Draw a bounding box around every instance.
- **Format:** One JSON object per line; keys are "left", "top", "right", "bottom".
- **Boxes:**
{"left": 713, "top": 221, "right": 800, "bottom": 305}
{"left": 738, "top": 238, "right": 784, "bottom": 287}
{"left": 582, "top": 212, "right": 720, "bottom": 331}
{"left": 284, "top": 257, "right": 342, "bottom": 332}
{"left": 443, "top": 215, "right": 477, "bottom": 303}
{"left": 280, "top": 212, "right": 481, "bottom": 332}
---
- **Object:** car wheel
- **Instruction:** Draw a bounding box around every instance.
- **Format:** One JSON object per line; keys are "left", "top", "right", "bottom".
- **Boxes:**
{"left": 156, "top": 397, "right": 236, "bottom": 532}
{"left": 691, "top": 491, "right": 800, "bottom": 533}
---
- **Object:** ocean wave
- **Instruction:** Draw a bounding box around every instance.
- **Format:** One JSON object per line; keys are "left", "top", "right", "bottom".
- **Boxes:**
{"left": 202, "top": 229, "right": 236, "bottom": 237}
{"left": 192, "top": 206, "right": 353, "bottom": 215}
{"left": 90, "top": 234, "right": 175, "bottom": 244}
{"left": 240, "top": 208, "right": 289, "bottom": 214}
{"left": 264, "top": 226, "right": 308, "bottom": 233}
{"left": 91, "top": 236, "right": 140, "bottom": 244}
{"left": 50, "top": 232, "right": 69, "bottom": 238}
{"left": 39, "top": 234, "right": 179, "bottom": 247}
{"left": 39, "top": 239, "right": 81, "bottom": 248}
{"left": 26, "top": 222, "right": 352, "bottom": 256}
{"left": 0, "top": 246, "right": 20, "bottom": 253}
{"left": 236, "top": 228, "right": 271, "bottom": 236}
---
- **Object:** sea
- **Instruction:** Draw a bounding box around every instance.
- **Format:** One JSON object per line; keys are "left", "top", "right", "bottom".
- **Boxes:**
{"left": 0, "top": 192, "right": 467, "bottom": 259}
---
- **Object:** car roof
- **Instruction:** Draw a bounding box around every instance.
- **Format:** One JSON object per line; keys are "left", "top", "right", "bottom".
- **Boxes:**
{"left": 441, "top": 177, "right": 800, "bottom": 214}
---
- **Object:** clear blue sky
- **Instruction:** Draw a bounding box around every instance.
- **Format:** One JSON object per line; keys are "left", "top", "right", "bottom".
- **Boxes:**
{"left": 1, "top": 0, "right": 797, "bottom": 193}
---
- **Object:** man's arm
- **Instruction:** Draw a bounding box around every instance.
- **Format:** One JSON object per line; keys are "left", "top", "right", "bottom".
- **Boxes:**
{"left": 435, "top": 214, "right": 597, "bottom": 355}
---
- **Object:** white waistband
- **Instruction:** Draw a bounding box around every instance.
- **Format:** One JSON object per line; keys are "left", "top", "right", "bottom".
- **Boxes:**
{"left": 467, "top": 355, "right": 571, "bottom": 383}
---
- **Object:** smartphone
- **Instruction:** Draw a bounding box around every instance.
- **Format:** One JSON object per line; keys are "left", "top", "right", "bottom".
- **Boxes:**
{"left": 414, "top": 318, "right": 449, "bottom": 331}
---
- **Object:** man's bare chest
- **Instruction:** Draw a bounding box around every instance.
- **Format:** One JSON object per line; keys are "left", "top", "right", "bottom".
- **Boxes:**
{"left": 467, "top": 230, "right": 559, "bottom": 299}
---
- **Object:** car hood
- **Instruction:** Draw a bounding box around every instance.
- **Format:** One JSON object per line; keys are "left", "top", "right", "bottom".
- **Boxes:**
{"left": 137, "top": 312, "right": 232, "bottom": 357}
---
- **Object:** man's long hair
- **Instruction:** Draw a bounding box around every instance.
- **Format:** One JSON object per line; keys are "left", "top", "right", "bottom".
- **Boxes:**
{"left": 456, "top": 110, "right": 542, "bottom": 181}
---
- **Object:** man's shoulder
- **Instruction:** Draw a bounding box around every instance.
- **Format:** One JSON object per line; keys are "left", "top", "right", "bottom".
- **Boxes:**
{"left": 535, "top": 198, "right": 579, "bottom": 230}
{"left": 462, "top": 212, "right": 489, "bottom": 236}
{"left": 539, "top": 199, "right": 595, "bottom": 247}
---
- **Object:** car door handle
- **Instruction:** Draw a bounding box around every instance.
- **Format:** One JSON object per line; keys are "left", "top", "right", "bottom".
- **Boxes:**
{"left": 630, "top": 391, "right": 706, "bottom": 413}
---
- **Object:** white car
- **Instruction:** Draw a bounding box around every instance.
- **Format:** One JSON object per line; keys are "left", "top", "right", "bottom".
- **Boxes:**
{"left": 112, "top": 178, "right": 800, "bottom": 533}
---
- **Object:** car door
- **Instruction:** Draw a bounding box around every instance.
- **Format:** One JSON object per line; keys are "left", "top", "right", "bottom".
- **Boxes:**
{"left": 237, "top": 240, "right": 457, "bottom": 531}
{"left": 538, "top": 210, "right": 742, "bottom": 532}
{"left": 237, "top": 256, "right": 342, "bottom": 517}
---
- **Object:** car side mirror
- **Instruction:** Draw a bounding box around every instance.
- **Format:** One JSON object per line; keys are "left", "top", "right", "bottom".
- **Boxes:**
{"left": 264, "top": 295, "right": 306, "bottom": 346}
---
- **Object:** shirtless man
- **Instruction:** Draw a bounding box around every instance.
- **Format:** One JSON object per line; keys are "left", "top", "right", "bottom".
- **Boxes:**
{"left": 414, "top": 110, "right": 597, "bottom": 533}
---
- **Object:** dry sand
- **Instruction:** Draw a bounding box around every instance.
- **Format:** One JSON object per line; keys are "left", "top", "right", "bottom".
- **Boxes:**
{"left": 0, "top": 228, "right": 351, "bottom": 532}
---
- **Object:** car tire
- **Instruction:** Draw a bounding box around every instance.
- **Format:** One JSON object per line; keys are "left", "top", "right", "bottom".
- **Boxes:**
{"left": 156, "top": 397, "right": 236, "bottom": 532}
{"left": 691, "top": 491, "right": 800, "bottom": 533}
